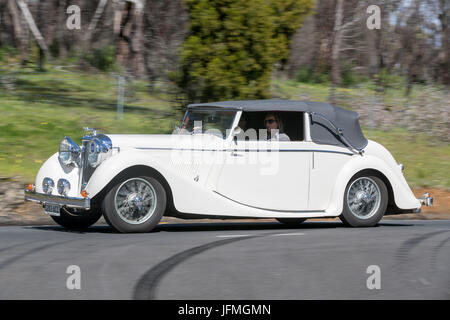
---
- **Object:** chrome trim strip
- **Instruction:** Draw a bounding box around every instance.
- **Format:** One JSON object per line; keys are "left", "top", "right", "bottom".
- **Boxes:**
{"left": 24, "top": 190, "right": 90, "bottom": 209}
{"left": 213, "top": 190, "right": 325, "bottom": 213}
{"left": 135, "top": 147, "right": 353, "bottom": 156}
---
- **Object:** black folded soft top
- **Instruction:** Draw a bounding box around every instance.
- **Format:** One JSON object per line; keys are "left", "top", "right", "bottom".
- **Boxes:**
{"left": 188, "top": 99, "right": 368, "bottom": 151}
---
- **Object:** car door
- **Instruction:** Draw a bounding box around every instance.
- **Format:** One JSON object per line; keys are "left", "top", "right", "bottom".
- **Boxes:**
{"left": 307, "top": 146, "right": 354, "bottom": 211}
{"left": 215, "top": 118, "right": 311, "bottom": 211}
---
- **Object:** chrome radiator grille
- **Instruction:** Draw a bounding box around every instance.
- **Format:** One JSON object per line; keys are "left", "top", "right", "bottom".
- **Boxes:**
{"left": 77, "top": 132, "right": 113, "bottom": 194}
{"left": 79, "top": 137, "right": 95, "bottom": 191}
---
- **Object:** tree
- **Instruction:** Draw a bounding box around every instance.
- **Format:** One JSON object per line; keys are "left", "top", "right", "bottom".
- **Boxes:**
{"left": 143, "top": 0, "right": 188, "bottom": 82}
{"left": 113, "top": 0, "right": 146, "bottom": 77}
{"left": 329, "top": 0, "right": 364, "bottom": 102}
{"left": 329, "top": 0, "right": 344, "bottom": 102}
{"left": 6, "top": 0, "right": 28, "bottom": 64}
{"left": 270, "top": 0, "right": 315, "bottom": 67}
{"left": 176, "top": 0, "right": 313, "bottom": 102}
{"left": 437, "top": 0, "right": 449, "bottom": 86}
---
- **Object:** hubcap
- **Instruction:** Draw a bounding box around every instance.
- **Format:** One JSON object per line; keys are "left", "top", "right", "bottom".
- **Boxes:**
{"left": 347, "top": 177, "right": 381, "bottom": 219}
{"left": 114, "top": 178, "right": 157, "bottom": 224}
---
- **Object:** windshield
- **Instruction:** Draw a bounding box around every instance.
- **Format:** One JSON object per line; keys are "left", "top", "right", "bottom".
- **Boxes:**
{"left": 179, "top": 108, "right": 237, "bottom": 138}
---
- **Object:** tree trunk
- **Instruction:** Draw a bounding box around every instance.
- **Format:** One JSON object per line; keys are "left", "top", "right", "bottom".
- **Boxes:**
{"left": 84, "top": 0, "right": 109, "bottom": 43}
{"left": 16, "top": 0, "right": 51, "bottom": 63}
{"left": 131, "top": 2, "right": 146, "bottom": 78}
{"left": 56, "top": 0, "right": 68, "bottom": 59}
{"left": 7, "top": 0, "right": 27, "bottom": 64}
{"left": 329, "top": 0, "right": 344, "bottom": 103}
{"left": 438, "top": 0, "right": 449, "bottom": 86}
{"left": 113, "top": 0, "right": 146, "bottom": 78}
{"left": 114, "top": 1, "right": 131, "bottom": 71}
{"left": 312, "top": 0, "right": 334, "bottom": 78}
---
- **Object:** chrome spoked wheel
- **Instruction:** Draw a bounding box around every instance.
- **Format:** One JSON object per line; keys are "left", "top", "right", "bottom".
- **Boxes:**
{"left": 114, "top": 177, "right": 157, "bottom": 225}
{"left": 346, "top": 177, "right": 381, "bottom": 220}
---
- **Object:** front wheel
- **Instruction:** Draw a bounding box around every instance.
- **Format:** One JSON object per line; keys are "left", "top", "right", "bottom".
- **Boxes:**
{"left": 51, "top": 207, "right": 102, "bottom": 229}
{"left": 339, "top": 175, "right": 388, "bottom": 227}
{"left": 102, "top": 176, "right": 166, "bottom": 233}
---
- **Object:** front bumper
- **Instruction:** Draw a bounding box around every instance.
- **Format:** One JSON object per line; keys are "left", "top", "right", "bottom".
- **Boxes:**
{"left": 24, "top": 189, "right": 90, "bottom": 209}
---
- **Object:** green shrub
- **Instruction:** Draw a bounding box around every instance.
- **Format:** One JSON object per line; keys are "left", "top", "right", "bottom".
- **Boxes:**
{"left": 315, "top": 72, "right": 330, "bottom": 84}
{"left": 295, "top": 67, "right": 314, "bottom": 83}
{"left": 295, "top": 67, "right": 330, "bottom": 84}
{"left": 86, "top": 46, "right": 117, "bottom": 72}
{"left": 377, "top": 68, "right": 403, "bottom": 90}
{"left": 340, "top": 62, "right": 358, "bottom": 87}
{"left": 176, "top": 0, "right": 314, "bottom": 102}
{"left": 0, "top": 46, "right": 19, "bottom": 62}
{"left": 49, "top": 39, "right": 60, "bottom": 58}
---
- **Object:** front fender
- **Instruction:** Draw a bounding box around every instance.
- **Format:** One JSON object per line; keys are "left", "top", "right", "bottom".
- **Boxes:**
{"left": 35, "top": 152, "right": 82, "bottom": 198}
{"left": 85, "top": 149, "right": 173, "bottom": 198}
{"left": 327, "top": 154, "right": 420, "bottom": 214}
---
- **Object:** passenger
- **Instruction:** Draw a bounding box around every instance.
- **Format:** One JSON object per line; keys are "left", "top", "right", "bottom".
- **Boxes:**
{"left": 264, "top": 113, "right": 290, "bottom": 141}
{"left": 238, "top": 113, "right": 248, "bottom": 131}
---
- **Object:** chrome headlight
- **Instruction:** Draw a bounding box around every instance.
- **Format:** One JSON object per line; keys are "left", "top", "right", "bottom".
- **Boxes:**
{"left": 57, "top": 179, "right": 71, "bottom": 196}
{"left": 87, "top": 135, "right": 112, "bottom": 168}
{"left": 59, "top": 137, "right": 81, "bottom": 166}
{"left": 42, "top": 177, "right": 54, "bottom": 194}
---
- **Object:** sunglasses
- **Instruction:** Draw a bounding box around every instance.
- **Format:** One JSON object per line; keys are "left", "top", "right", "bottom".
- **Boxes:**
{"left": 265, "top": 119, "right": 277, "bottom": 124}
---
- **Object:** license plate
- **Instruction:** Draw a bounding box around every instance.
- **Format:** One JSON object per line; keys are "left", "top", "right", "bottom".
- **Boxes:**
{"left": 44, "top": 203, "right": 61, "bottom": 216}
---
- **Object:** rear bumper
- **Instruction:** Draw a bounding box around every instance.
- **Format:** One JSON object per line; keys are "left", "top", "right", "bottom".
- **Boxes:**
{"left": 418, "top": 192, "right": 433, "bottom": 207}
{"left": 24, "top": 189, "right": 90, "bottom": 209}
{"left": 411, "top": 192, "right": 433, "bottom": 213}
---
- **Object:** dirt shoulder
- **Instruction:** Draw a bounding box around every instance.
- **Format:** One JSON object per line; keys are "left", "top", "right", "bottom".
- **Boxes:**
{"left": 382, "top": 187, "right": 450, "bottom": 220}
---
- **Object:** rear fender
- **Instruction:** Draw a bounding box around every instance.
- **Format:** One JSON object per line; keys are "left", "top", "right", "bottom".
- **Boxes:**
{"left": 327, "top": 155, "right": 420, "bottom": 214}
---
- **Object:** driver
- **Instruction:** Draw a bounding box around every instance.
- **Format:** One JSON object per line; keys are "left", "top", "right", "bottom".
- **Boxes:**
{"left": 264, "top": 113, "right": 290, "bottom": 141}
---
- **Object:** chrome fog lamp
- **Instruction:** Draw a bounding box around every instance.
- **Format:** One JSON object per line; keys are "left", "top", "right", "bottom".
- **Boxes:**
{"left": 59, "top": 136, "right": 81, "bottom": 166}
{"left": 42, "top": 177, "right": 54, "bottom": 194}
{"left": 57, "top": 179, "right": 71, "bottom": 196}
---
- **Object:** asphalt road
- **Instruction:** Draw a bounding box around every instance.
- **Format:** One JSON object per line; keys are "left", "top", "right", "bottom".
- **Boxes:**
{"left": 0, "top": 219, "right": 449, "bottom": 300}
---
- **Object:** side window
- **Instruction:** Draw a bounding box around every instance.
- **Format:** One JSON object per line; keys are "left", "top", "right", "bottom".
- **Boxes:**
{"left": 281, "top": 112, "right": 304, "bottom": 141}
{"left": 236, "top": 111, "right": 304, "bottom": 141}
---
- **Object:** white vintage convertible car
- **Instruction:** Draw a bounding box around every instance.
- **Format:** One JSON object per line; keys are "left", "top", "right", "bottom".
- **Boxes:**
{"left": 25, "top": 100, "right": 432, "bottom": 232}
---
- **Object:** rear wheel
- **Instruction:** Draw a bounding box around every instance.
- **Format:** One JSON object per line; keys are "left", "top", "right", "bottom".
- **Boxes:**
{"left": 339, "top": 175, "right": 388, "bottom": 227}
{"left": 51, "top": 207, "right": 102, "bottom": 229}
{"left": 276, "top": 218, "right": 307, "bottom": 225}
{"left": 102, "top": 176, "right": 166, "bottom": 233}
